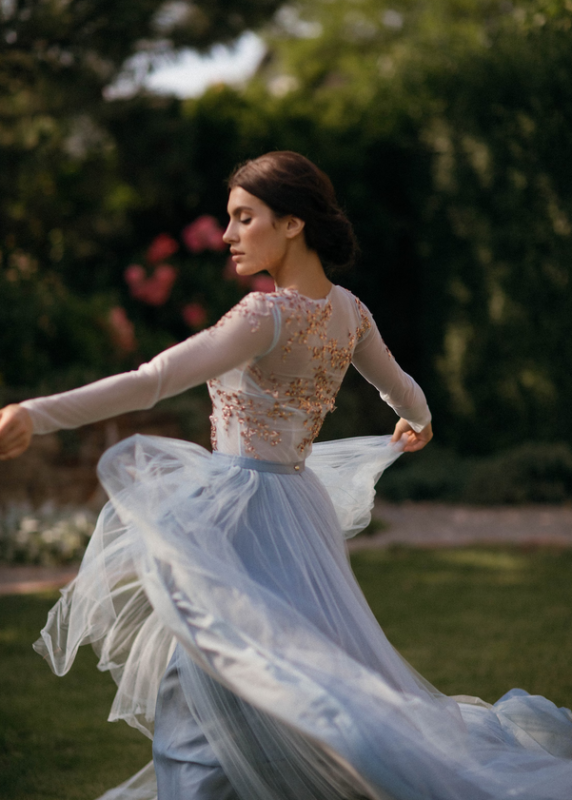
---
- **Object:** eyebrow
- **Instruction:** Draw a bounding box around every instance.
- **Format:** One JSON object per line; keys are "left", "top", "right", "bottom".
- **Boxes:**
{"left": 228, "top": 205, "right": 255, "bottom": 216}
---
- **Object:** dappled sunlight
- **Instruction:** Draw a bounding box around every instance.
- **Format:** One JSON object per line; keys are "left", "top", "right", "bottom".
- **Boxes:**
{"left": 436, "top": 549, "right": 529, "bottom": 572}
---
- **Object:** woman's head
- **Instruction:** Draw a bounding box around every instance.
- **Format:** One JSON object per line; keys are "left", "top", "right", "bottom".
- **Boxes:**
{"left": 227, "top": 151, "right": 357, "bottom": 273}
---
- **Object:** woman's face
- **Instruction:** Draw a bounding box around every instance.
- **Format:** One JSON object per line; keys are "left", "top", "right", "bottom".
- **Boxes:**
{"left": 224, "top": 187, "right": 293, "bottom": 277}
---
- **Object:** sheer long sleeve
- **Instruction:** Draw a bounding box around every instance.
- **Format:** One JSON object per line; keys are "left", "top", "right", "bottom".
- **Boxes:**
{"left": 21, "top": 294, "right": 276, "bottom": 435}
{"left": 352, "top": 314, "right": 431, "bottom": 433}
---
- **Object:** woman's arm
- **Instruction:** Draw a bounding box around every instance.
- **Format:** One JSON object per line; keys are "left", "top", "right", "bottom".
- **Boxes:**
{"left": 0, "top": 293, "right": 276, "bottom": 459}
{"left": 352, "top": 316, "right": 433, "bottom": 452}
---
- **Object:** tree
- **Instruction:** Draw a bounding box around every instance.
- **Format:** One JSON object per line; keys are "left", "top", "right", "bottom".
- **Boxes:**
{"left": 254, "top": 0, "right": 572, "bottom": 104}
{"left": 0, "top": 0, "right": 282, "bottom": 389}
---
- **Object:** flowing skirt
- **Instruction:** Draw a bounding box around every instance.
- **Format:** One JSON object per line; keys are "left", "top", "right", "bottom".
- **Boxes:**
{"left": 33, "top": 435, "right": 572, "bottom": 800}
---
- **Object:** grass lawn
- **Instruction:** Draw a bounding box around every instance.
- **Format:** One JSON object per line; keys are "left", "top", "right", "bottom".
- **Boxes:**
{"left": 2, "top": 547, "right": 572, "bottom": 799}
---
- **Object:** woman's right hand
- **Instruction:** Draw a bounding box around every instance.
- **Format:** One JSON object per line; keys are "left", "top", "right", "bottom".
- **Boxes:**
{"left": 391, "top": 418, "right": 433, "bottom": 453}
{"left": 0, "top": 404, "right": 34, "bottom": 460}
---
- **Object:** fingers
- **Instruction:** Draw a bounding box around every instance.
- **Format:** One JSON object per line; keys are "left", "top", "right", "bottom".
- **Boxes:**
{"left": 391, "top": 418, "right": 412, "bottom": 443}
{"left": 0, "top": 405, "right": 33, "bottom": 460}
{"left": 0, "top": 437, "right": 30, "bottom": 460}
{"left": 0, "top": 430, "right": 27, "bottom": 458}
{"left": 401, "top": 438, "right": 426, "bottom": 453}
{"left": 398, "top": 422, "right": 433, "bottom": 453}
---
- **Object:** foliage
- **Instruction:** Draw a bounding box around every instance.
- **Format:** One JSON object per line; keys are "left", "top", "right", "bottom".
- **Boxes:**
{"left": 0, "top": 256, "right": 120, "bottom": 388}
{"left": 463, "top": 442, "right": 572, "bottom": 504}
{"left": 0, "top": 0, "right": 283, "bottom": 263}
{"left": 378, "top": 441, "right": 572, "bottom": 504}
{"left": 258, "top": 0, "right": 514, "bottom": 102}
{"left": 0, "top": 0, "right": 282, "bottom": 390}
{"left": 258, "top": 0, "right": 572, "bottom": 101}
{"left": 417, "top": 16, "right": 572, "bottom": 452}
{"left": 377, "top": 444, "right": 475, "bottom": 502}
{"left": 0, "top": 503, "right": 96, "bottom": 565}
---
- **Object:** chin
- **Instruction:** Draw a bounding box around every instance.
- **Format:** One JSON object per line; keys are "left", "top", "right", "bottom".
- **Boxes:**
{"left": 238, "top": 264, "right": 264, "bottom": 277}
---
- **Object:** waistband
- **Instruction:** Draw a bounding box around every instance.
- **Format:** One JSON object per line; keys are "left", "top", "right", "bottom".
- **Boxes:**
{"left": 212, "top": 452, "right": 305, "bottom": 474}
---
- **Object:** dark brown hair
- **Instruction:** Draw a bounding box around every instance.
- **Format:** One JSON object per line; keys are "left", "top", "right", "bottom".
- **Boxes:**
{"left": 228, "top": 151, "right": 358, "bottom": 273}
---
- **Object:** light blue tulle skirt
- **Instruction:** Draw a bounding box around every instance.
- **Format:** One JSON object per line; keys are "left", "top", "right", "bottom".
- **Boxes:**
{"left": 33, "top": 435, "right": 572, "bottom": 800}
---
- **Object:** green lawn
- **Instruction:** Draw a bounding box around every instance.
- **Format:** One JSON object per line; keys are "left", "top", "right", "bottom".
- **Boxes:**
{"left": 2, "top": 548, "right": 572, "bottom": 799}
{"left": 0, "top": 593, "right": 152, "bottom": 800}
{"left": 351, "top": 548, "right": 572, "bottom": 707}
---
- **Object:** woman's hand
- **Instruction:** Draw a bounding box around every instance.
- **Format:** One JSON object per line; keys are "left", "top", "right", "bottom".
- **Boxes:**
{"left": 0, "top": 404, "right": 34, "bottom": 460}
{"left": 391, "top": 418, "right": 433, "bottom": 453}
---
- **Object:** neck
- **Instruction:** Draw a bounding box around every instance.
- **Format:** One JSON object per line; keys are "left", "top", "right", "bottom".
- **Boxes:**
{"left": 271, "top": 242, "right": 333, "bottom": 300}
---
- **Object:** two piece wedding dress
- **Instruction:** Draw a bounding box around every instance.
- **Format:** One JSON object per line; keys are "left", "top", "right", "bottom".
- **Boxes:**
{"left": 22, "top": 286, "right": 572, "bottom": 800}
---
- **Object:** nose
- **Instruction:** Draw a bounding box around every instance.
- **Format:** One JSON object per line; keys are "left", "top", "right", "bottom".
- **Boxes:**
{"left": 223, "top": 220, "right": 237, "bottom": 244}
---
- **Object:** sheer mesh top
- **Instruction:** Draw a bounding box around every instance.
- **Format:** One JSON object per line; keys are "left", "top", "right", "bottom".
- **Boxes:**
{"left": 22, "top": 285, "right": 431, "bottom": 463}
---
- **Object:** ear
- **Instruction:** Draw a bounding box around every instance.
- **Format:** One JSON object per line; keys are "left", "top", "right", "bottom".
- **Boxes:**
{"left": 284, "top": 215, "right": 305, "bottom": 239}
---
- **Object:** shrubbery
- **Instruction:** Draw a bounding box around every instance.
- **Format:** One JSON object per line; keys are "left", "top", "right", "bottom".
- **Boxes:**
{"left": 463, "top": 442, "right": 572, "bottom": 504}
{"left": 379, "top": 441, "right": 572, "bottom": 505}
{"left": 0, "top": 503, "right": 96, "bottom": 565}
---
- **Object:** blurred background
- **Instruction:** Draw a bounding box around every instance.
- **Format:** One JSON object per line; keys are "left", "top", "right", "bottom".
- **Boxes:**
{"left": 2, "top": 0, "right": 572, "bottom": 533}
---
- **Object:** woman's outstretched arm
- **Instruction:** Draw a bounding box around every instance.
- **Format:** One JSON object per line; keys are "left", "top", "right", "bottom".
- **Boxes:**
{"left": 0, "top": 293, "right": 276, "bottom": 459}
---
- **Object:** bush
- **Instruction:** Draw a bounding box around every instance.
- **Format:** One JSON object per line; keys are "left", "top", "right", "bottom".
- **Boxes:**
{"left": 463, "top": 442, "right": 572, "bottom": 505}
{"left": 0, "top": 503, "right": 96, "bottom": 565}
{"left": 0, "top": 259, "right": 121, "bottom": 390}
{"left": 378, "top": 444, "right": 474, "bottom": 503}
{"left": 378, "top": 441, "right": 572, "bottom": 505}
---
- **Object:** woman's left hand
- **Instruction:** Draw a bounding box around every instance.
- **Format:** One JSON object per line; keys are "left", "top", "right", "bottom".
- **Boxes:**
{"left": 391, "top": 418, "right": 433, "bottom": 453}
{"left": 0, "top": 404, "right": 34, "bottom": 460}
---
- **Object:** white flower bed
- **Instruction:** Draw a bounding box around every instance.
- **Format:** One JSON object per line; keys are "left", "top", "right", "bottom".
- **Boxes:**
{"left": 0, "top": 503, "right": 97, "bottom": 565}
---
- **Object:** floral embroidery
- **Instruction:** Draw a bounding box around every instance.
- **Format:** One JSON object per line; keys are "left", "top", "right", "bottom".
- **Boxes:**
{"left": 355, "top": 297, "right": 373, "bottom": 341}
{"left": 281, "top": 302, "right": 332, "bottom": 355}
{"left": 208, "top": 378, "right": 290, "bottom": 456}
{"left": 209, "top": 413, "right": 218, "bottom": 450}
{"left": 209, "top": 292, "right": 276, "bottom": 335}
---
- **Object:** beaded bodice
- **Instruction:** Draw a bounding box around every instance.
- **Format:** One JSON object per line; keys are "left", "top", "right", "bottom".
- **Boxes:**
{"left": 207, "top": 286, "right": 372, "bottom": 461}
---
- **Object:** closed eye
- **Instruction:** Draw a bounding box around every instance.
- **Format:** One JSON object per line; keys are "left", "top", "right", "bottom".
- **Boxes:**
{"left": 240, "top": 217, "right": 252, "bottom": 225}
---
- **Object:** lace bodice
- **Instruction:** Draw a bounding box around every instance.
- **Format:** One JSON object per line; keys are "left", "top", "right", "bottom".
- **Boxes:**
{"left": 22, "top": 286, "right": 431, "bottom": 462}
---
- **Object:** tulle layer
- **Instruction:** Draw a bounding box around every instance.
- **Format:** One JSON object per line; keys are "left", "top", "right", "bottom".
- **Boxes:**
{"left": 33, "top": 435, "right": 572, "bottom": 800}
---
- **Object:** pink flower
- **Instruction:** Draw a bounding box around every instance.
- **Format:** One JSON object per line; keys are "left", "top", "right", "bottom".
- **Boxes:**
{"left": 251, "top": 275, "right": 275, "bottom": 293}
{"left": 142, "top": 264, "right": 177, "bottom": 305}
{"left": 125, "top": 263, "right": 177, "bottom": 306}
{"left": 108, "top": 307, "right": 136, "bottom": 353}
{"left": 182, "top": 215, "right": 226, "bottom": 253}
{"left": 223, "top": 256, "right": 253, "bottom": 288}
{"left": 154, "top": 263, "right": 178, "bottom": 287}
{"left": 146, "top": 234, "right": 179, "bottom": 264}
{"left": 124, "top": 264, "right": 146, "bottom": 289}
{"left": 182, "top": 302, "right": 208, "bottom": 329}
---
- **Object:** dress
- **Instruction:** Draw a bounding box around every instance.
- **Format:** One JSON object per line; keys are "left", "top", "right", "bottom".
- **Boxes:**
{"left": 22, "top": 286, "right": 572, "bottom": 800}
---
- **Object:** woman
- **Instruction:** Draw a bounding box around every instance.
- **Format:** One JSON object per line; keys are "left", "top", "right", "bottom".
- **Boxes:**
{"left": 1, "top": 152, "right": 571, "bottom": 800}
